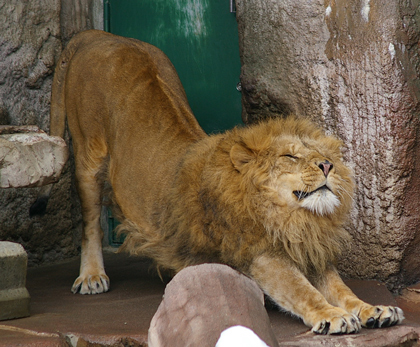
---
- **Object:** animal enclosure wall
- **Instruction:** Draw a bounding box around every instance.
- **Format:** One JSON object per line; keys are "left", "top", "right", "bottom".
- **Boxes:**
{"left": 0, "top": 0, "right": 102, "bottom": 266}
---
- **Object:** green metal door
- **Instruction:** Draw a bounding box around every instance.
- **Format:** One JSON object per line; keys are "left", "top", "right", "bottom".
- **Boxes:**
{"left": 104, "top": 0, "right": 242, "bottom": 246}
{"left": 104, "top": 0, "right": 242, "bottom": 134}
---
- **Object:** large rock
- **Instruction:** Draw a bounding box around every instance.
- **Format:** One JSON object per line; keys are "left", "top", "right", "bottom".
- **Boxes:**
{"left": 236, "top": 0, "right": 420, "bottom": 290}
{"left": 148, "top": 264, "right": 279, "bottom": 347}
{"left": 0, "top": 126, "right": 68, "bottom": 188}
{"left": 0, "top": 242, "right": 30, "bottom": 321}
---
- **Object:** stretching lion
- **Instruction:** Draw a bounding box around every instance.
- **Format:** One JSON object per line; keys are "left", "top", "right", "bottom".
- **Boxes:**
{"left": 32, "top": 30, "right": 403, "bottom": 334}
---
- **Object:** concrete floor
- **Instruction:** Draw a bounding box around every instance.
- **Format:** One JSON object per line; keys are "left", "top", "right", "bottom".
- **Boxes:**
{"left": 0, "top": 251, "right": 419, "bottom": 346}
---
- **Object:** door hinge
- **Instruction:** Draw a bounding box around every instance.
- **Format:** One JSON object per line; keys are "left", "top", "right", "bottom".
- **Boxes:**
{"left": 230, "top": 0, "right": 236, "bottom": 13}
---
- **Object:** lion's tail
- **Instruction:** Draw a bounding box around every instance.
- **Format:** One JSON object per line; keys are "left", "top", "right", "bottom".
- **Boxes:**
{"left": 50, "top": 31, "right": 90, "bottom": 137}
{"left": 30, "top": 31, "right": 89, "bottom": 217}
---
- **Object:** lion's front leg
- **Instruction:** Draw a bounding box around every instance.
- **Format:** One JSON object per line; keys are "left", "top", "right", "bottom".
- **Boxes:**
{"left": 249, "top": 255, "right": 361, "bottom": 334}
{"left": 316, "top": 266, "right": 404, "bottom": 329}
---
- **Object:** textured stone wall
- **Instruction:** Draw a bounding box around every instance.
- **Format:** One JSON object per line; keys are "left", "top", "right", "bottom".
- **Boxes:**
{"left": 0, "top": 0, "right": 101, "bottom": 266}
{"left": 236, "top": 0, "right": 420, "bottom": 290}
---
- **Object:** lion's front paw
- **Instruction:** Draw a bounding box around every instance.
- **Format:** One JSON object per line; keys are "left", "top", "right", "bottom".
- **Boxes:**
{"left": 359, "top": 305, "right": 404, "bottom": 329}
{"left": 311, "top": 308, "right": 361, "bottom": 335}
{"left": 72, "top": 273, "right": 110, "bottom": 294}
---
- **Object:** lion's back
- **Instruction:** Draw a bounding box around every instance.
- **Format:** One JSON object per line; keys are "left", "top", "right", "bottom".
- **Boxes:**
{"left": 55, "top": 30, "right": 206, "bottom": 229}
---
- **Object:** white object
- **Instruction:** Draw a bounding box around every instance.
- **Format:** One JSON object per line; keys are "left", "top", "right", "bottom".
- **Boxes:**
{"left": 0, "top": 132, "right": 68, "bottom": 188}
{"left": 216, "top": 326, "right": 270, "bottom": 347}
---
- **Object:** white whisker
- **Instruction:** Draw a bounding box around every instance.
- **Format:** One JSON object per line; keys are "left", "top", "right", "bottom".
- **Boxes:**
{"left": 300, "top": 189, "right": 341, "bottom": 216}
{"left": 337, "top": 185, "right": 354, "bottom": 201}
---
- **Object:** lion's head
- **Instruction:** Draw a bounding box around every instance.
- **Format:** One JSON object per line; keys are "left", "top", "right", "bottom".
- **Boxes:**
{"left": 219, "top": 116, "right": 355, "bottom": 272}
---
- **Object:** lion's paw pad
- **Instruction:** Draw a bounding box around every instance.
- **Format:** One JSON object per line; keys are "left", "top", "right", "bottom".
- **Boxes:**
{"left": 71, "top": 274, "right": 110, "bottom": 295}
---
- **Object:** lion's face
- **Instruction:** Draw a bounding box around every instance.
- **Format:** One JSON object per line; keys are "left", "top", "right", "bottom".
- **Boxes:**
{"left": 229, "top": 118, "right": 354, "bottom": 220}
{"left": 269, "top": 135, "right": 350, "bottom": 216}
{"left": 227, "top": 117, "right": 354, "bottom": 272}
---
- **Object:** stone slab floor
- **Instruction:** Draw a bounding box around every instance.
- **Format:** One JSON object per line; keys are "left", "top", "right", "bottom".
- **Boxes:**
{"left": 0, "top": 251, "right": 419, "bottom": 346}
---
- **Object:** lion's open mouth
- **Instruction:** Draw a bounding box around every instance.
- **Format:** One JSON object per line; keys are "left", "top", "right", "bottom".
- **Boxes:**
{"left": 293, "top": 185, "right": 330, "bottom": 200}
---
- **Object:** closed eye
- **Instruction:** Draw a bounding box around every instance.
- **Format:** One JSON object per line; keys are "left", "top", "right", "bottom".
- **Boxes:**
{"left": 283, "top": 154, "right": 298, "bottom": 159}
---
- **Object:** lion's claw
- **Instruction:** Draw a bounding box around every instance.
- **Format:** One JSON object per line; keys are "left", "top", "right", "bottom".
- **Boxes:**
{"left": 381, "top": 317, "right": 391, "bottom": 327}
{"left": 312, "top": 313, "right": 361, "bottom": 335}
{"left": 315, "top": 321, "right": 330, "bottom": 335}
{"left": 71, "top": 274, "right": 110, "bottom": 294}
{"left": 366, "top": 317, "right": 376, "bottom": 328}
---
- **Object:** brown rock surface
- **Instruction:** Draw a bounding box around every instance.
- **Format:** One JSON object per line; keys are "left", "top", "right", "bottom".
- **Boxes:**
{"left": 148, "top": 263, "right": 279, "bottom": 347}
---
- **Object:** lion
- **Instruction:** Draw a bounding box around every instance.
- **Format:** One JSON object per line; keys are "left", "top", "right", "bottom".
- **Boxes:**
{"left": 31, "top": 30, "right": 403, "bottom": 334}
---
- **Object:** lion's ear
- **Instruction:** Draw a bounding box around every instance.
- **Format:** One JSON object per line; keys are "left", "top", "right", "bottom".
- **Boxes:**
{"left": 230, "top": 143, "right": 255, "bottom": 172}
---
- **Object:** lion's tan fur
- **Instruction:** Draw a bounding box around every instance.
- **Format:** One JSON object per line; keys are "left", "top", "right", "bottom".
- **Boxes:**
{"left": 50, "top": 30, "right": 404, "bottom": 333}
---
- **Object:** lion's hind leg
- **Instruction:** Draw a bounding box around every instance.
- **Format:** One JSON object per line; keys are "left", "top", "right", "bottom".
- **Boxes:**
{"left": 72, "top": 142, "right": 110, "bottom": 295}
{"left": 316, "top": 267, "right": 404, "bottom": 329}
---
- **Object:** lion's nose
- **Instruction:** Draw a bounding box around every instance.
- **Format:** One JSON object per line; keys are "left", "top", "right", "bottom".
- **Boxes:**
{"left": 318, "top": 160, "right": 333, "bottom": 177}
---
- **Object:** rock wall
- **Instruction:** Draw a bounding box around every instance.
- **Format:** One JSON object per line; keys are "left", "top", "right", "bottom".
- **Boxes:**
{"left": 0, "top": 0, "right": 102, "bottom": 266}
{"left": 236, "top": 0, "right": 420, "bottom": 290}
